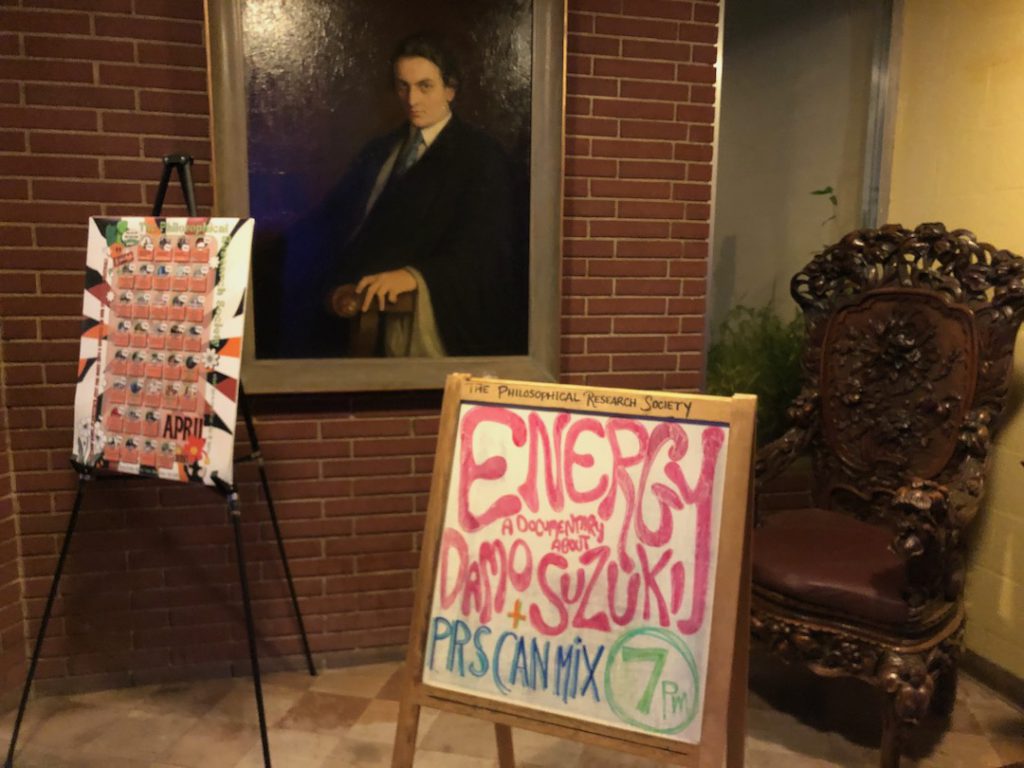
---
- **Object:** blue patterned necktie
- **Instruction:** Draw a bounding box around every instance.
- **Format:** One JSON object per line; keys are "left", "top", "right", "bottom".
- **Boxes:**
{"left": 394, "top": 129, "right": 424, "bottom": 177}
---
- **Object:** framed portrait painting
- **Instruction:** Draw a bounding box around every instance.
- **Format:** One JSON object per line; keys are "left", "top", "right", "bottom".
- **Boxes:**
{"left": 206, "top": 0, "right": 565, "bottom": 392}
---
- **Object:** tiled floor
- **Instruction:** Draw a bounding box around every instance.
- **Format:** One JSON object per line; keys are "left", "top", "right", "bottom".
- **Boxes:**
{"left": 1, "top": 651, "right": 1021, "bottom": 767}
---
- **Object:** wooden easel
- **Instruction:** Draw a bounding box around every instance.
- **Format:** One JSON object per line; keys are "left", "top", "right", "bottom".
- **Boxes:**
{"left": 391, "top": 374, "right": 756, "bottom": 768}
{"left": 3, "top": 156, "right": 316, "bottom": 768}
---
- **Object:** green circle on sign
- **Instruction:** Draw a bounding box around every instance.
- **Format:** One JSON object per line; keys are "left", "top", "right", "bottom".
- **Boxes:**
{"left": 604, "top": 626, "right": 700, "bottom": 734}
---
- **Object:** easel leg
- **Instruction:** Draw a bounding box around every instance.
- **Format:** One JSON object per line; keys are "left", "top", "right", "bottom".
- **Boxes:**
{"left": 390, "top": 683, "right": 421, "bottom": 768}
{"left": 495, "top": 723, "right": 515, "bottom": 768}
{"left": 238, "top": 386, "right": 316, "bottom": 676}
{"left": 228, "top": 494, "right": 272, "bottom": 768}
{"left": 5, "top": 473, "right": 87, "bottom": 768}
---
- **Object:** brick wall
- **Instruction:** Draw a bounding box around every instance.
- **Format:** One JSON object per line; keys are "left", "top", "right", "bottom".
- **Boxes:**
{"left": 0, "top": 0, "right": 719, "bottom": 688}
{"left": 0, "top": 331, "right": 25, "bottom": 703}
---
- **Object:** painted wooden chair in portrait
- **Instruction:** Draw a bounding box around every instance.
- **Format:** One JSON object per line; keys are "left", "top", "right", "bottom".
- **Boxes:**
{"left": 751, "top": 223, "right": 1024, "bottom": 768}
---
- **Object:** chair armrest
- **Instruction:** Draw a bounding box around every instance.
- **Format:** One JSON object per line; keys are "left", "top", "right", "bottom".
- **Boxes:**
{"left": 754, "top": 390, "right": 818, "bottom": 488}
{"left": 753, "top": 390, "right": 819, "bottom": 525}
{"left": 891, "top": 462, "right": 984, "bottom": 602}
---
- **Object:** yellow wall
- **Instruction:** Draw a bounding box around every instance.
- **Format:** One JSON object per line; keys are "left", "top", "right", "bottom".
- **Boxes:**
{"left": 887, "top": 0, "right": 1024, "bottom": 678}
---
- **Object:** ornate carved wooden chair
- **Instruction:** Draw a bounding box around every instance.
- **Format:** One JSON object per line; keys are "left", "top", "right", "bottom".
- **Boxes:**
{"left": 751, "top": 223, "right": 1024, "bottom": 767}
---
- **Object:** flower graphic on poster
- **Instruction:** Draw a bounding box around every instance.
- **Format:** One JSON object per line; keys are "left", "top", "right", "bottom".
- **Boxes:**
{"left": 202, "top": 349, "right": 220, "bottom": 370}
{"left": 182, "top": 436, "right": 205, "bottom": 464}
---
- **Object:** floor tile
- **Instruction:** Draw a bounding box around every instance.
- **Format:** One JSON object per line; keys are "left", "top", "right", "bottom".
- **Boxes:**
{"left": 273, "top": 690, "right": 370, "bottom": 733}
{"left": 1, "top": 660, "right": 1020, "bottom": 768}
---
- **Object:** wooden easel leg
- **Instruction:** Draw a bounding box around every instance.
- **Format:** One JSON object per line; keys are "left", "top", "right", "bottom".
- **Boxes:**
{"left": 4, "top": 469, "right": 88, "bottom": 768}
{"left": 495, "top": 723, "right": 515, "bottom": 768}
{"left": 390, "top": 687, "right": 421, "bottom": 768}
{"left": 726, "top": 478, "right": 753, "bottom": 768}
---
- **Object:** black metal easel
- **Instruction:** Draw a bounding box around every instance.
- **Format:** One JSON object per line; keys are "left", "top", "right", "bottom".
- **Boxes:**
{"left": 4, "top": 154, "right": 315, "bottom": 768}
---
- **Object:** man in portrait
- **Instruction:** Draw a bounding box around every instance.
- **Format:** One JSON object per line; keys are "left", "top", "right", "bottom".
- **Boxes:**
{"left": 281, "top": 34, "right": 526, "bottom": 359}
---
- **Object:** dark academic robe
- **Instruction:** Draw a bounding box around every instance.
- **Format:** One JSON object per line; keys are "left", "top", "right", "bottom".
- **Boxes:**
{"left": 298, "top": 115, "right": 526, "bottom": 357}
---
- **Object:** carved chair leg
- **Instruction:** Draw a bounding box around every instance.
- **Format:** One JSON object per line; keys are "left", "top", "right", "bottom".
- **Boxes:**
{"left": 880, "top": 699, "right": 905, "bottom": 768}
{"left": 929, "top": 661, "right": 958, "bottom": 717}
{"left": 878, "top": 652, "right": 934, "bottom": 768}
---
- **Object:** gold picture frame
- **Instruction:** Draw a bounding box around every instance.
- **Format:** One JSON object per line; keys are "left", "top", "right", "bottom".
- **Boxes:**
{"left": 204, "top": 0, "right": 565, "bottom": 392}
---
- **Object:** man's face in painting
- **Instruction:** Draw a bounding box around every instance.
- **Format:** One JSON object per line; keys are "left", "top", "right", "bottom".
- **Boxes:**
{"left": 394, "top": 55, "right": 455, "bottom": 129}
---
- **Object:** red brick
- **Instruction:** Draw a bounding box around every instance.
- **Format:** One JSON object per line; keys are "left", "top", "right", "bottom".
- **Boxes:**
{"left": 619, "top": 119, "right": 689, "bottom": 141}
{"left": 618, "top": 159, "right": 690, "bottom": 180}
{"left": 589, "top": 219, "right": 670, "bottom": 238}
{"left": 588, "top": 297, "right": 667, "bottom": 315}
{"left": 568, "top": 76, "right": 618, "bottom": 98}
{"left": 589, "top": 258, "right": 667, "bottom": 276}
{"left": 142, "top": 137, "right": 210, "bottom": 160}
{"left": 563, "top": 276, "right": 615, "bottom": 296}
{"left": 104, "top": 157, "right": 210, "bottom": 182}
{"left": 98, "top": 63, "right": 207, "bottom": 92}
{"left": 25, "top": 83, "right": 134, "bottom": 111}
{"left": 0, "top": 155, "right": 100, "bottom": 179}
{"left": 687, "top": 162, "right": 712, "bottom": 182}
{"left": 593, "top": 97, "right": 675, "bottom": 121}
{"left": 568, "top": 34, "right": 620, "bottom": 56}
{"left": 672, "top": 182, "right": 711, "bottom": 201}
{"left": 567, "top": 12, "right": 595, "bottom": 34}
{"left": 674, "top": 143, "right": 713, "bottom": 162}
{"left": 100, "top": 111, "right": 209, "bottom": 137}
{"left": 567, "top": 196, "right": 618, "bottom": 217}
{"left": 94, "top": 15, "right": 203, "bottom": 45}
{"left": 134, "top": 0, "right": 205, "bottom": 20}
{"left": 4, "top": 201, "right": 95, "bottom": 226}
{"left": 0, "top": 106, "right": 97, "bottom": 132}
{"left": 0, "top": 58, "right": 93, "bottom": 84}
{"left": 563, "top": 354, "right": 610, "bottom": 373}
{"left": 678, "top": 22, "right": 719, "bottom": 44}
{"left": 138, "top": 89, "right": 209, "bottom": 115}
{"left": 693, "top": 3, "right": 721, "bottom": 24}
{"left": 618, "top": 201, "right": 684, "bottom": 219}
{"left": 0, "top": 33, "right": 19, "bottom": 56}
{"left": 625, "top": 0, "right": 694, "bottom": 21}
{"left": 691, "top": 84, "right": 715, "bottom": 103}
{"left": 620, "top": 80, "right": 690, "bottom": 102}
{"left": 591, "top": 138, "right": 673, "bottom": 160}
{"left": 689, "top": 124, "right": 714, "bottom": 142}
{"left": 676, "top": 103, "right": 715, "bottom": 123}
{"left": 593, "top": 58, "right": 676, "bottom": 81}
{"left": 0, "top": 9, "right": 90, "bottom": 34}
{"left": 591, "top": 178, "right": 671, "bottom": 199}
{"left": 676, "top": 63, "right": 716, "bottom": 84}
{"left": 0, "top": 82, "right": 20, "bottom": 103}
{"left": 576, "top": 0, "right": 623, "bottom": 12}
{"left": 33, "top": 179, "right": 143, "bottom": 203}
{"left": 564, "top": 157, "right": 617, "bottom": 178}
{"left": 564, "top": 238, "right": 615, "bottom": 258}
{"left": 612, "top": 353, "right": 677, "bottom": 371}
{"left": 566, "top": 53, "right": 592, "bottom": 76}
{"left": 566, "top": 116, "right": 619, "bottom": 137}
{"left": 671, "top": 221, "right": 710, "bottom": 239}
{"left": 0, "top": 130, "right": 26, "bottom": 152}
{"left": 622, "top": 39, "right": 692, "bottom": 62}
{"left": 692, "top": 43, "right": 717, "bottom": 64}
{"left": 137, "top": 41, "right": 207, "bottom": 68}
{"left": 614, "top": 277, "right": 682, "bottom": 296}
{"left": 29, "top": 131, "right": 140, "bottom": 157}
{"left": 614, "top": 316, "right": 680, "bottom": 334}
{"left": 0, "top": 179, "right": 29, "bottom": 199}
{"left": 588, "top": 335, "right": 665, "bottom": 353}
{"left": 0, "top": 226, "right": 33, "bottom": 247}
{"left": 23, "top": 35, "right": 134, "bottom": 62}
{"left": 30, "top": 0, "right": 132, "bottom": 10}
{"left": 594, "top": 15, "right": 680, "bottom": 41}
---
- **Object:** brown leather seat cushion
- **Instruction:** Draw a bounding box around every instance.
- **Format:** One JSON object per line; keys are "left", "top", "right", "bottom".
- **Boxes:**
{"left": 753, "top": 508, "right": 910, "bottom": 625}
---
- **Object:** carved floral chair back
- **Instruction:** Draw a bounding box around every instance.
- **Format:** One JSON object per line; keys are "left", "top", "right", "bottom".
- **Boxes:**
{"left": 752, "top": 223, "right": 1024, "bottom": 767}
